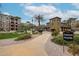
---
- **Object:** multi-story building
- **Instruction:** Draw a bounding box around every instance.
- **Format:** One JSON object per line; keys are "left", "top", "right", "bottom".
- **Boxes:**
{"left": 61, "top": 18, "right": 79, "bottom": 31}
{"left": 49, "top": 17, "right": 61, "bottom": 32}
{"left": 66, "top": 18, "right": 79, "bottom": 31}
{"left": 0, "top": 14, "right": 21, "bottom": 31}
{"left": 61, "top": 22, "right": 71, "bottom": 32}
{"left": 48, "top": 17, "right": 79, "bottom": 32}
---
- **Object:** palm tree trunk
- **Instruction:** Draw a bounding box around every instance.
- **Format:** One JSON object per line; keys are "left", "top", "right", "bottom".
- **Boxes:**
{"left": 38, "top": 19, "right": 40, "bottom": 29}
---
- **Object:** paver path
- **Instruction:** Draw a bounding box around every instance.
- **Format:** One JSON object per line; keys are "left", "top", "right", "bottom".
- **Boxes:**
{"left": 0, "top": 31, "right": 71, "bottom": 56}
{"left": 45, "top": 37, "right": 71, "bottom": 56}
{"left": 0, "top": 32, "right": 49, "bottom": 56}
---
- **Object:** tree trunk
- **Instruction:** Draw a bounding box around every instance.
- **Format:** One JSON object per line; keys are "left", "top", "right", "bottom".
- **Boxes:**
{"left": 38, "top": 19, "right": 40, "bottom": 29}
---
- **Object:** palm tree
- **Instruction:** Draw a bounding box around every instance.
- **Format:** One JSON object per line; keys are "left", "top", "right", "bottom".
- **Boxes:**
{"left": 34, "top": 14, "right": 44, "bottom": 28}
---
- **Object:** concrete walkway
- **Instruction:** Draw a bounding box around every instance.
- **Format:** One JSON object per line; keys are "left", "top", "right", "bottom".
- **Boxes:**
{"left": 0, "top": 32, "right": 50, "bottom": 56}
{"left": 45, "top": 37, "right": 72, "bottom": 56}
{"left": 0, "top": 32, "right": 71, "bottom": 56}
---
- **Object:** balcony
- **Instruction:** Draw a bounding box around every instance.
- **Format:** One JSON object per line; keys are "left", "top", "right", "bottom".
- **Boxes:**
{"left": 11, "top": 28, "right": 14, "bottom": 30}
{"left": 11, "top": 25, "right": 14, "bottom": 27}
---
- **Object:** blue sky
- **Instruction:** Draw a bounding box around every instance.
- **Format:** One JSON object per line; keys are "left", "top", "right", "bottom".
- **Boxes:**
{"left": 0, "top": 3, "right": 79, "bottom": 24}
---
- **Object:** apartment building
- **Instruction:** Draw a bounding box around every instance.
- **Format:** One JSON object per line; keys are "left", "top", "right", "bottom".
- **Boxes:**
{"left": 61, "top": 22, "right": 71, "bottom": 32}
{"left": 61, "top": 18, "right": 79, "bottom": 31}
{"left": 48, "top": 17, "right": 79, "bottom": 32}
{"left": 49, "top": 17, "right": 61, "bottom": 32}
{"left": 0, "top": 14, "right": 21, "bottom": 31}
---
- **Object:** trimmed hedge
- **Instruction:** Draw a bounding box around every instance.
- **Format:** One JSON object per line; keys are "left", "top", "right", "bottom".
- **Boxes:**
{"left": 15, "top": 33, "right": 31, "bottom": 41}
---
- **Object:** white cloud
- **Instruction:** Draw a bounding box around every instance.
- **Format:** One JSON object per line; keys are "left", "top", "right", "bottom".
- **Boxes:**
{"left": 20, "top": 3, "right": 32, "bottom": 7}
{"left": 72, "top": 3, "right": 79, "bottom": 9}
{"left": 2, "top": 12, "right": 10, "bottom": 15}
{"left": 64, "top": 10, "right": 79, "bottom": 17}
{"left": 23, "top": 4, "right": 79, "bottom": 22}
{"left": 66, "top": 10, "right": 79, "bottom": 17}
{"left": 24, "top": 5, "right": 57, "bottom": 16}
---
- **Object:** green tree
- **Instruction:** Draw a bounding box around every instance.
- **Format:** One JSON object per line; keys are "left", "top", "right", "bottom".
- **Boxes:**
{"left": 19, "top": 23, "right": 27, "bottom": 32}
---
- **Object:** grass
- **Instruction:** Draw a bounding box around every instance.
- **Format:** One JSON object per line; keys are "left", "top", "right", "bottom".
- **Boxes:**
{"left": 0, "top": 32, "right": 24, "bottom": 40}
{"left": 0, "top": 31, "right": 32, "bottom": 41}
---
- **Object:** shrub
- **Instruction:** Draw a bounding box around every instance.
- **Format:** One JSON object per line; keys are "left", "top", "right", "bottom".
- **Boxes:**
{"left": 51, "top": 31, "right": 59, "bottom": 36}
{"left": 15, "top": 33, "right": 31, "bottom": 41}
{"left": 74, "top": 34, "right": 79, "bottom": 45}
{"left": 51, "top": 34, "right": 79, "bottom": 55}
{"left": 51, "top": 36, "right": 62, "bottom": 45}
{"left": 33, "top": 31, "right": 38, "bottom": 34}
{"left": 68, "top": 44, "right": 79, "bottom": 55}
{"left": 51, "top": 35, "right": 72, "bottom": 46}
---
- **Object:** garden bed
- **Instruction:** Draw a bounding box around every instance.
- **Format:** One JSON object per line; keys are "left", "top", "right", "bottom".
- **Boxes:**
{"left": 51, "top": 34, "right": 79, "bottom": 46}
{"left": 51, "top": 34, "right": 79, "bottom": 55}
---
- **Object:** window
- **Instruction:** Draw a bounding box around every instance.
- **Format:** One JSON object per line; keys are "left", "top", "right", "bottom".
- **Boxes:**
{"left": 16, "top": 23, "right": 18, "bottom": 24}
{"left": 11, "top": 28, "right": 14, "bottom": 30}
{"left": 11, "top": 22, "right": 14, "bottom": 23}
{"left": 16, "top": 25, "right": 18, "bottom": 27}
{"left": 11, "top": 25, "right": 14, "bottom": 27}
{"left": 16, "top": 28, "right": 17, "bottom": 30}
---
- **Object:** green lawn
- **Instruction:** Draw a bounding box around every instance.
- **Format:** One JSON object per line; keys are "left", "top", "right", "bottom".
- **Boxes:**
{"left": 0, "top": 32, "right": 23, "bottom": 40}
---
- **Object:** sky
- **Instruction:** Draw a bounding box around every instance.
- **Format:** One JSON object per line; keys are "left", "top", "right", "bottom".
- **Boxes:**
{"left": 1, "top": 3, "right": 79, "bottom": 24}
